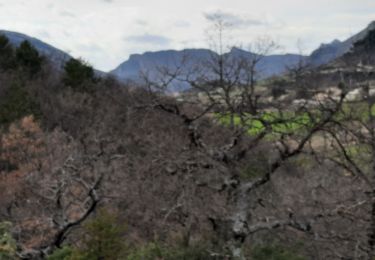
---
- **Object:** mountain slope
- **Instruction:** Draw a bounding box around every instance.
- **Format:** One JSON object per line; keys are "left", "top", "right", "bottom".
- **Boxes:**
{"left": 0, "top": 30, "right": 107, "bottom": 76}
{"left": 0, "top": 30, "right": 72, "bottom": 69}
{"left": 111, "top": 21, "right": 375, "bottom": 90}
{"left": 309, "top": 21, "right": 375, "bottom": 66}
{"left": 229, "top": 47, "right": 306, "bottom": 77}
{"left": 111, "top": 48, "right": 306, "bottom": 91}
{"left": 111, "top": 49, "right": 213, "bottom": 83}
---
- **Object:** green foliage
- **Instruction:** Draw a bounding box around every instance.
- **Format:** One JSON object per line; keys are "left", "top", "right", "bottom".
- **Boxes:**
{"left": 49, "top": 225, "right": 213, "bottom": 260}
{"left": 333, "top": 143, "right": 373, "bottom": 175}
{"left": 0, "top": 222, "right": 17, "bottom": 260}
{"left": 0, "top": 34, "right": 16, "bottom": 71}
{"left": 240, "top": 153, "right": 269, "bottom": 180}
{"left": 49, "top": 239, "right": 212, "bottom": 260}
{"left": 47, "top": 246, "right": 74, "bottom": 260}
{"left": 127, "top": 242, "right": 168, "bottom": 260}
{"left": 0, "top": 82, "right": 41, "bottom": 125}
{"left": 16, "top": 40, "right": 43, "bottom": 76}
{"left": 164, "top": 244, "right": 212, "bottom": 260}
{"left": 72, "top": 210, "right": 127, "bottom": 260}
{"left": 338, "top": 102, "right": 375, "bottom": 123}
{"left": 219, "top": 111, "right": 312, "bottom": 137}
{"left": 127, "top": 242, "right": 212, "bottom": 260}
{"left": 48, "top": 210, "right": 127, "bottom": 260}
{"left": 251, "top": 244, "right": 305, "bottom": 260}
{"left": 289, "top": 154, "right": 315, "bottom": 171}
{"left": 63, "top": 58, "right": 96, "bottom": 91}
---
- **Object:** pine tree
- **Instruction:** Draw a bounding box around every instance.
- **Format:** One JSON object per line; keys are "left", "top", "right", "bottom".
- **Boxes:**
{"left": 70, "top": 210, "right": 127, "bottom": 260}
{"left": 63, "top": 58, "right": 96, "bottom": 91}
{"left": 0, "top": 82, "right": 41, "bottom": 125}
{"left": 16, "top": 40, "right": 43, "bottom": 76}
{"left": 0, "top": 34, "right": 16, "bottom": 71}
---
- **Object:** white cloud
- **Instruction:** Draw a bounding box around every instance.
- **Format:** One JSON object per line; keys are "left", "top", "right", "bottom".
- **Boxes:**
{"left": 204, "top": 10, "right": 268, "bottom": 27}
{"left": 0, "top": 0, "right": 373, "bottom": 71}
{"left": 125, "top": 34, "right": 171, "bottom": 46}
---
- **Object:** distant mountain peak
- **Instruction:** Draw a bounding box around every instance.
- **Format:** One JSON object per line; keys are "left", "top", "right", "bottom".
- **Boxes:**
{"left": 367, "top": 20, "right": 375, "bottom": 30}
{"left": 309, "top": 21, "right": 375, "bottom": 66}
{"left": 111, "top": 47, "right": 305, "bottom": 92}
{"left": 230, "top": 46, "right": 243, "bottom": 52}
{"left": 331, "top": 39, "right": 341, "bottom": 45}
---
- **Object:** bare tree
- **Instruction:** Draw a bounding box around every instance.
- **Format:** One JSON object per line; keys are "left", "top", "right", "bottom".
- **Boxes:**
{"left": 311, "top": 30, "right": 375, "bottom": 258}
{"left": 136, "top": 12, "right": 357, "bottom": 259}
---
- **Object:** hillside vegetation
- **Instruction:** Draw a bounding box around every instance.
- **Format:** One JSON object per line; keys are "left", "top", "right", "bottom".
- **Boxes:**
{"left": 0, "top": 26, "right": 375, "bottom": 260}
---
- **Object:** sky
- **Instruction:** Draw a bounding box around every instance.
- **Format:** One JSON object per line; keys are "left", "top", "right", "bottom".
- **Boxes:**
{"left": 0, "top": 0, "right": 374, "bottom": 72}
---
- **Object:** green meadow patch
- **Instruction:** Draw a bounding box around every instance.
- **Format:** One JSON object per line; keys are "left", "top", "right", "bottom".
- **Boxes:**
{"left": 218, "top": 102, "right": 375, "bottom": 139}
{"left": 339, "top": 102, "right": 375, "bottom": 122}
{"left": 332, "top": 143, "right": 373, "bottom": 174}
{"left": 218, "top": 111, "right": 314, "bottom": 137}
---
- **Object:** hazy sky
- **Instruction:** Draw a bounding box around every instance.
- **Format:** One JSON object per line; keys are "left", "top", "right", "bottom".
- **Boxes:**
{"left": 0, "top": 0, "right": 373, "bottom": 71}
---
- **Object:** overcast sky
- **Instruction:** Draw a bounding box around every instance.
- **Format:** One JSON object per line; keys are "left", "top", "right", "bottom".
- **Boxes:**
{"left": 0, "top": 0, "right": 373, "bottom": 71}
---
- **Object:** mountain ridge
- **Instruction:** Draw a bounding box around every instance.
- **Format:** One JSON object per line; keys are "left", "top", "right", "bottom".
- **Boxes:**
{"left": 0, "top": 30, "right": 72, "bottom": 69}
{"left": 110, "top": 48, "right": 307, "bottom": 91}
{"left": 111, "top": 21, "right": 375, "bottom": 90}
{"left": 0, "top": 30, "right": 109, "bottom": 76}
{"left": 309, "top": 21, "right": 375, "bottom": 66}
{"left": 2, "top": 20, "right": 374, "bottom": 87}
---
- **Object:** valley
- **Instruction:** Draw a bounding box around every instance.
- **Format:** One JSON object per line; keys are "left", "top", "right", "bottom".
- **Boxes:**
{"left": 0, "top": 9, "right": 374, "bottom": 260}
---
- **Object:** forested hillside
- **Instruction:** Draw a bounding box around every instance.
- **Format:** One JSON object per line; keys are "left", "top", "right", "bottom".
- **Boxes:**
{"left": 0, "top": 24, "right": 375, "bottom": 260}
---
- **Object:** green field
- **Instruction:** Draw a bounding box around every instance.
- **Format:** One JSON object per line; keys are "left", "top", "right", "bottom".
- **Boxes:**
{"left": 339, "top": 102, "right": 375, "bottom": 122}
{"left": 218, "top": 102, "right": 375, "bottom": 137}
{"left": 218, "top": 111, "right": 313, "bottom": 136}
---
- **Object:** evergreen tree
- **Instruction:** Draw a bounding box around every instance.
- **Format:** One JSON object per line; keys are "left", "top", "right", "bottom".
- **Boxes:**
{"left": 0, "top": 34, "right": 16, "bottom": 71}
{"left": 73, "top": 210, "right": 127, "bottom": 259}
{"left": 0, "top": 82, "right": 41, "bottom": 125}
{"left": 16, "top": 40, "right": 43, "bottom": 76}
{"left": 63, "top": 58, "right": 96, "bottom": 91}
